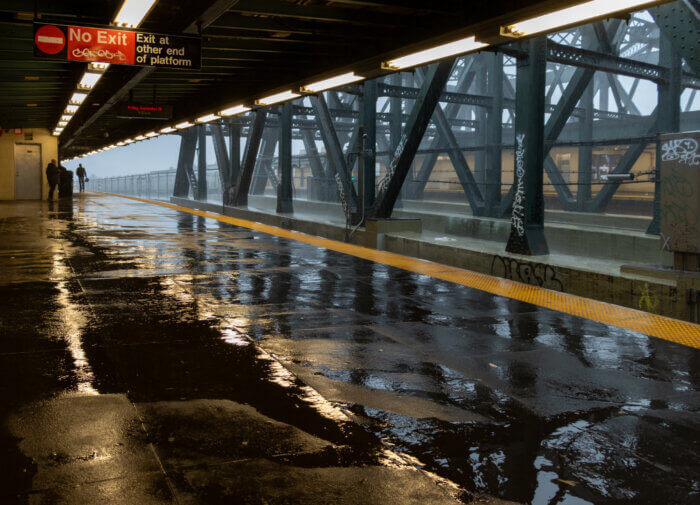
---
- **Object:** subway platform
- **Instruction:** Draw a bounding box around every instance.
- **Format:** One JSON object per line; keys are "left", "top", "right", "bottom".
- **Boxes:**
{"left": 0, "top": 194, "right": 698, "bottom": 505}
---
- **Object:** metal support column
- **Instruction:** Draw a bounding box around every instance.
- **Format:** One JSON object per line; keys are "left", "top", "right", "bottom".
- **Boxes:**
{"left": 577, "top": 79, "right": 594, "bottom": 211}
{"left": 360, "top": 79, "right": 377, "bottom": 212}
{"left": 173, "top": 128, "right": 198, "bottom": 198}
{"left": 373, "top": 59, "right": 454, "bottom": 219}
{"left": 197, "top": 125, "right": 207, "bottom": 201}
{"left": 277, "top": 102, "right": 294, "bottom": 214}
{"left": 226, "top": 122, "right": 241, "bottom": 205}
{"left": 210, "top": 123, "right": 230, "bottom": 200}
{"left": 415, "top": 67, "right": 484, "bottom": 213}
{"left": 311, "top": 94, "right": 359, "bottom": 217}
{"left": 506, "top": 37, "right": 549, "bottom": 256}
{"left": 233, "top": 110, "right": 267, "bottom": 207}
{"left": 648, "top": 33, "right": 682, "bottom": 235}
{"left": 485, "top": 52, "right": 504, "bottom": 216}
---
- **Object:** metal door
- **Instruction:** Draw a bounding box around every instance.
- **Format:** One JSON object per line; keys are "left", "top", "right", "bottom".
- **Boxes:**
{"left": 14, "top": 143, "right": 42, "bottom": 199}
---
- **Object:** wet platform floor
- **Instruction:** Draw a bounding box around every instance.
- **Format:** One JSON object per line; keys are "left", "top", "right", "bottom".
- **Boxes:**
{"left": 0, "top": 195, "right": 697, "bottom": 505}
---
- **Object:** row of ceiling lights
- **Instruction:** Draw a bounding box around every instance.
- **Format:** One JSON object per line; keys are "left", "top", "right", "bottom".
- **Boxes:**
{"left": 53, "top": 0, "right": 157, "bottom": 138}
{"left": 60, "top": 0, "right": 662, "bottom": 160}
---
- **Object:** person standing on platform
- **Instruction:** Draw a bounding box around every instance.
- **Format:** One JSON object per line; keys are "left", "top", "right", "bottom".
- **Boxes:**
{"left": 76, "top": 163, "right": 87, "bottom": 192}
{"left": 46, "top": 159, "right": 59, "bottom": 200}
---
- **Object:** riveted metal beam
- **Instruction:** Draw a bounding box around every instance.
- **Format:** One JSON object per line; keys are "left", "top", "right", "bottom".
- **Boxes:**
{"left": 210, "top": 123, "right": 230, "bottom": 197}
{"left": 277, "top": 102, "right": 294, "bottom": 214}
{"left": 233, "top": 110, "right": 267, "bottom": 207}
{"left": 311, "top": 94, "right": 359, "bottom": 216}
{"left": 373, "top": 59, "right": 455, "bottom": 219}
{"left": 506, "top": 37, "right": 549, "bottom": 256}
{"left": 415, "top": 67, "right": 484, "bottom": 214}
{"left": 173, "top": 128, "right": 198, "bottom": 198}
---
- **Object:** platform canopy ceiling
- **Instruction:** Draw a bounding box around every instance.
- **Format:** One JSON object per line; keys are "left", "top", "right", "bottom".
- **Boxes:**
{"left": 1, "top": 0, "right": 599, "bottom": 156}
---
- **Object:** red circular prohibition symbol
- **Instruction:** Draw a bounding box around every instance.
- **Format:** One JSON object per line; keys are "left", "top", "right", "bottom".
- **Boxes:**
{"left": 35, "top": 25, "right": 65, "bottom": 54}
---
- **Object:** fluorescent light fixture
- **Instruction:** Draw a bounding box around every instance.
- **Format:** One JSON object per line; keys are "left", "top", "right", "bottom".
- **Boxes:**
{"left": 55, "top": 126, "right": 64, "bottom": 131}
{"left": 65, "top": 105, "right": 79, "bottom": 114}
{"left": 160, "top": 126, "right": 176, "bottom": 133}
{"left": 89, "top": 62, "right": 110, "bottom": 71}
{"left": 78, "top": 71, "right": 103, "bottom": 90}
{"left": 144, "top": 131, "right": 159, "bottom": 137}
{"left": 52, "top": 131, "right": 61, "bottom": 136}
{"left": 175, "top": 121, "right": 194, "bottom": 129}
{"left": 61, "top": 114, "right": 72, "bottom": 121}
{"left": 382, "top": 36, "right": 488, "bottom": 70}
{"left": 219, "top": 104, "right": 251, "bottom": 117}
{"left": 195, "top": 113, "right": 220, "bottom": 123}
{"left": 70, "top": 92, "right": 88, "bottom": 105}
{"left": 58, "top": 121, "right": 68, "bottom": 127}
{"left": 114, "top": 0, "right": 158, "bottom": 28}
{"left": 501, "top": 0, "right": 663, "bottom": 38}
{"left": 255, "top": 90, "right": 300, "bottom": 106}
{"left": 135, "top": 135, "right": 146, "bottom": 140}
{"left": 300, "top": 72, "right": 364, "bottom": 93}
{"left": 124, "top": 139, "right": 135, "bottom": 144}
{"left": 117, "top": 141, "right": 125, "bottom": 146}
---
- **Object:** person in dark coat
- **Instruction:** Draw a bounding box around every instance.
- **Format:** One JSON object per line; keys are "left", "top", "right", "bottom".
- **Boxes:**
{"left": 46, "top": 159, "right": 59, "bottom": 200}
{"left": 76, "top": 164, "right": 87, "bottom": 192}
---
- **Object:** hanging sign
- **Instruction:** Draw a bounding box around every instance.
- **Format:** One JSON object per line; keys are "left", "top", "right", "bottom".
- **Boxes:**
{"left": 33, "top": 22, "right": 201, "bottom": 70}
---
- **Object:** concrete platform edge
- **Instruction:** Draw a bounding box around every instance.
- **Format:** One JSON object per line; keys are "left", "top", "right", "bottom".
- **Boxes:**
{"left": 170, "top": 197, "right": 696, "bottom": 323}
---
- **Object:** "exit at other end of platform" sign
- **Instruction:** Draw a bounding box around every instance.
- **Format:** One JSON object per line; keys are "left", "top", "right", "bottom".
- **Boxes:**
{"left": 33, "top": 22, "right": 201, "bottom": 70}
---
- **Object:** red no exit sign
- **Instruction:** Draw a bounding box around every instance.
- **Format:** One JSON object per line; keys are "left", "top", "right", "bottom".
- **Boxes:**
{"left": 33, "top": 22, "right": 200, "bottom": 70}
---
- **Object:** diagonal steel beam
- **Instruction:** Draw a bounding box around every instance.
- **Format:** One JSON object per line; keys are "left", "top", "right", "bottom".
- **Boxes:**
{"left": 233, "top": 110, "right": 267, "bottom": 206}
{"left": 173, "top": 128, "right": 198, "bottom": 198}
{"left": 210, "top": 123, "right": 230, "bottom": 197}
{"left": 251, "top": 131, "right": 279, "bottom": 195}
{"left": 413, "top": 58, "right": 477, "bottom": 198}
{"left": 415, "top": 67, "right": 484, "bottom": 213}
{"left": 311, "top": 94, "right": 359, "bottom": 215}
{"left": 373, "top": 59, "right": 455, "bottom": 219}
{"left": 586, "top": 109, "right": 658, "bottom": 212}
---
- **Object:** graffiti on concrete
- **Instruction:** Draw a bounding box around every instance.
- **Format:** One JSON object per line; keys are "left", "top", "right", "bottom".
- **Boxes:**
{"left": 491, "top": 255, "right": 564, "bottom": 292}
{"left": 638, "top": 282, "right": 659, "bottom": 313}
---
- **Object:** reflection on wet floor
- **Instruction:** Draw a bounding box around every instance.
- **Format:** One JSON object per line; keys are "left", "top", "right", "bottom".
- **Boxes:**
{"left": 0, "top": 195, "right": 698, "bottom": 505}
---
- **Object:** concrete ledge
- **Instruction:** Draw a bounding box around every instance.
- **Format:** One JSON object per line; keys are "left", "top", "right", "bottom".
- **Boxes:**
{"left": 169, "top": 196, "right": 695, "bottom": 322}
{"left": 243, "top": 195, "right": 671, "bottom": 266}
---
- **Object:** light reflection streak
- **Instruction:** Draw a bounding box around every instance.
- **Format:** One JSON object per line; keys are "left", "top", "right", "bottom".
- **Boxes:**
{"left": 51, "top": 252, "right": 98, "bottom": 395}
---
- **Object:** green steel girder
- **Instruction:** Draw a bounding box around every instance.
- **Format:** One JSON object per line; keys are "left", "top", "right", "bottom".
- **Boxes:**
{"left": 506, "top": 37, "right": 549, "bottom": 256}
{"left": 210, "top": 123, "right": 230, "bottom": 197}
{"left": 174, "top": 128, "right": 198, "bottom": 198}
{"left": 311, "top": 94, "right": 359, "bottom": 216}
{"left": 251, "top": 130, "right": 280, "bottom": 195}
{"left": 412, "top": 57, "right": 478, "bottom": 199}
{"left": 197, "top": 125, "right": 208, "bottom": 201}
{"left": 414, "top": 67, "right": 485, "bottom": 214}
{"left": 585, "top": 110, "right": 659, "bottom": 213}
{"left": 360, "top": 80, "right": 377, "bottom": 212}
{"left": 649, "top": 0, "right": 700, "bottom": 76}
{"left": 277, "top": 102, "right": 294, "bottom": 214}
{"left": 233, "top": 110, "right": 267, "bottom": 207}
{"left": 228, "top": 122, "right": 241, "bottom": 198}
{"left": 373, "top": 59, "right": 455, "bottom": 219}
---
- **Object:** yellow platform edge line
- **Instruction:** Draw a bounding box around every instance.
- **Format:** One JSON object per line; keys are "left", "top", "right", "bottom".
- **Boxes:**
{"left": 109, "top": 194, "right": 700, "bottom": 349}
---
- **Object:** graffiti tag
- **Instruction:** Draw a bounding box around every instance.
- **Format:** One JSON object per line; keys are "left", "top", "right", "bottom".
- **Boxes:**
{"left": 638, "top": 283, "right": 659, "bottom": 313}
{"left": 491, "top": 255, "right": 564, "bottom": 292}
{"left": 511, "top": 133, "right": 526, "bottom": 237}
{"left": 661, "top": 138, "right": 700, "bottom": 166}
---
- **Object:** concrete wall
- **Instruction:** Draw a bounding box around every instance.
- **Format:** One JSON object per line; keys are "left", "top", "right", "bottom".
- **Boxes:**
{"left": 0, "top": 128, "right": 58, "bottom": 200}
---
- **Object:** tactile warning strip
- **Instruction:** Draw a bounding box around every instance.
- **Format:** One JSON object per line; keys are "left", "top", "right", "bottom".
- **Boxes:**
{"left": 111, "top": 194, "right": 700, "bottom": 349}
